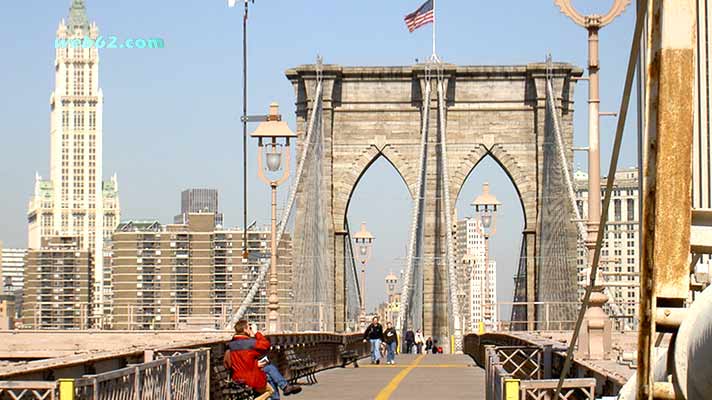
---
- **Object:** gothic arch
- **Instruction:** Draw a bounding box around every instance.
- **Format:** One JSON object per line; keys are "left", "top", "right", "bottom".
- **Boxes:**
{"left": 451, "top": 144, "right": 536, "bottom": 229}
{"left": 332, "top": 144, "right": 417, "bottom": 228}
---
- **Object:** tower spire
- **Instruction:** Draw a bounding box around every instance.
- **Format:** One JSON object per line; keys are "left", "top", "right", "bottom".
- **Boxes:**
{"left": 67, "top": 0, "right": 89, "bottom": 35}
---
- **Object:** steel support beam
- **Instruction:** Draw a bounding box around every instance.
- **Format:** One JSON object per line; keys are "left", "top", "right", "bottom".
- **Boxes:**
{"left": 638, "top": 1, "right": 695, "bottom": 399}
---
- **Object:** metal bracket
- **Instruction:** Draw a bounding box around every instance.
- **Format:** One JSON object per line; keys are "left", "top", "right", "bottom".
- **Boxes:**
{"left": 240, "top": 115, "right": 269, "bottom": 123}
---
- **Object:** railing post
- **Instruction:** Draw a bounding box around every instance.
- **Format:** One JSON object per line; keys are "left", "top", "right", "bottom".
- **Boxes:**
{"left": 133, "top": 367, "right": 140, "bottom": 400}
{"left": 165, "top": 357, "right": 172, "bottom": 400}
{"left": 58, "top": 379, "right": 74, "bottom": 400}
{"left": 144, "top": 349, "right": 154, "bottom": 363}
{"left": 193, "top": 351, "right": 200, "bottom": 399}
{"left": 204, "top": 349, "right": 211, "bottom": 400}
{"left": 545, "top": 303, "right": 550, "bottom": 331}
{"left": 543, "top": 344, "right": 553, "bottom": 379}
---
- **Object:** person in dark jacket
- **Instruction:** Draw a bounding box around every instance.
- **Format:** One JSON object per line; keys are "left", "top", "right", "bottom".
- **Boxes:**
{"left": 225, "top": 320, "right": 302, "bottom": 399}
{"left": 404, "top": 330, "right": 415, "bottom": 354}
{"left": 383, "top": 321, "right": 399, "bottom": 364}
{"left": 431, "top": 339, "right": 438, "bottom": 354}
{"left": 425, "top": 337, "right": 433, "bottom": 353}
{"left": 363, "top": 316, "right": 384, "bottom": 364}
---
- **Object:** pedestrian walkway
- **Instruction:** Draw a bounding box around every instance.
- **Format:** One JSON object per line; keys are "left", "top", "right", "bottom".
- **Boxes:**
{"left": 299, "top": 353, "right": 485, "bottom": 399}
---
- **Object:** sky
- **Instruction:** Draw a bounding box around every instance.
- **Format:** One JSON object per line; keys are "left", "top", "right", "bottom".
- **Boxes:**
{"left": 0, "top": 0, "right": 640, "bottom": 313}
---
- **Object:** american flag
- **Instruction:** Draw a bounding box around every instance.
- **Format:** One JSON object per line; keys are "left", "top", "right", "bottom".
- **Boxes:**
{"left": 404, "top": 0, "right": 434, "bottom": 33}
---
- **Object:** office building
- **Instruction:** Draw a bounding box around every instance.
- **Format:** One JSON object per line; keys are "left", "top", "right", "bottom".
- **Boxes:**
{"left": 111, "top": 213, "right": 293, "bottom": 330}
{"left": 22, "top": 236, "right": 93, "bottom": 329}
{"left": 0, "top": 243, "right": 27, "bottom": 319}
{"left": 26, "top": 0, "right": 120, "bottom": 323}
{"left": 575, "top": 168, "right": 639, "bottom": 329}
{"left": 174, "top": 189, "right": 223, "bottom": 227}
{"left": 456, "top": 218, "right": 497, "bottom": 332}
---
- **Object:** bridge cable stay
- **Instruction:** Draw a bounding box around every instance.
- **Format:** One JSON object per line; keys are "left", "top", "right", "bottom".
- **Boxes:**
{"left": 436, "top": 71, "right": 463, "bottom": 351}
{"left": 290, "top": 85, "right": 333, "bottom": 331}
{"left": 397, "top": 73, "right": 432, "bottom": 335}
{"left": 226, "top": 76, "right": 325, "bottom": 330}
{"left": 544, "top": 60, "right": 630, "bottom": 330}
{"left": 343, "top": 217, "right": 362, "bottom": 330}
{"left": 553, "top": 0, "right": 647, "bottom": 395}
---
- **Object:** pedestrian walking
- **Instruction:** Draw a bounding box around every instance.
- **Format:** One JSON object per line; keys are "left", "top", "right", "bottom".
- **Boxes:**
{"left": 383, "top": 322, "right": 398, "bottom": 365}
{"left": 363, "top": 316, "right": 384, "bottom": 364}
{"left": 404, "top": 329, "right": 415, "bottom": 354}
{"left": 414, "top": 329, "right": 424, "bottom": 354}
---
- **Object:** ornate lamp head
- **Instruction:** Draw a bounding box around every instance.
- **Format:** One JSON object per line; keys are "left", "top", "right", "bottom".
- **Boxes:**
{"left": 554, "top": 0, "right": 630, "bottom": 28}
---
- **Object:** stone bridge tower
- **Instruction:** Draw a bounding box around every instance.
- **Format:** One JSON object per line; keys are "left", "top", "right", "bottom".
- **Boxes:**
{"left": 287, "top": 63, "right": 582, "bottom": 341}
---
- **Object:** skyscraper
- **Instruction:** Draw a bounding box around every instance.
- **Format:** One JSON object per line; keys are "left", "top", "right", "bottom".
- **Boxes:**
{"left": 27, "top": 0, "right": 120, "bottom": 321}
{"left": 456, "top": 218, "right": 497, "bottom": 332}
{"left": 174, "top": 189, "right": 223, "bottom": 226}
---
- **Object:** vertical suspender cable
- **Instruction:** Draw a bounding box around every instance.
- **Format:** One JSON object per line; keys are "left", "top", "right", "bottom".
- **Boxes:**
{"left": 398, "top": 76, "right": 432, "bottom": 334}
{"left": 436, "top": 75, "right": 462, "bottom": 350}
{"left": 228, "top": 79, "right": 324, "bottom": 328}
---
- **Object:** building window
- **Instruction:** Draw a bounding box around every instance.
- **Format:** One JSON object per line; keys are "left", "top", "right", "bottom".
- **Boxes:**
{"left": 614, "top": 199, "right": 622, "bottom": 221}
{"left": 62, "top": 111, "right": 70, "bottom": 129}
{"left": 627, "top": 199, "right": 635, "bottom": 221}
{"left": 89, "top": 111, "right": 96, "bottom": 130}
{"left": 74, "top": 69, "right": 84, "bottom": 96}
{"left": 74, "top": 111, "right": 84, "bottom": 129}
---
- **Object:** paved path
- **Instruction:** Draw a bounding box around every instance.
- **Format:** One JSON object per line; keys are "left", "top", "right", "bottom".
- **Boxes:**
{"left": 297, "top": 354, "right": 485, "bottom": 400}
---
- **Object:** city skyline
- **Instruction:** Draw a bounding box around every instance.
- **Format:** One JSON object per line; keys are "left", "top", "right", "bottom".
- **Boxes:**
{"left": 0, "top": 1, "right": 641, "bottom": 309}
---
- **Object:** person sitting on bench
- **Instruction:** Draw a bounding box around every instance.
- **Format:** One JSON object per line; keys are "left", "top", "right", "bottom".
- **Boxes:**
{"left": 225, "top": 319, "right": 302, "bottom": 399}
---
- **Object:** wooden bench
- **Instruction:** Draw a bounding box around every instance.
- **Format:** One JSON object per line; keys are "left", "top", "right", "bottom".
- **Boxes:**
{"left": 284, "top": 348, "right": 317, "bottom": 385}
{"left": 340, "top": 350, "right": 360, "bottom": 368}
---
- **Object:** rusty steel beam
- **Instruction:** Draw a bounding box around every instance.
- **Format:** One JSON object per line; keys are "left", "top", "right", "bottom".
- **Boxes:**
{"left": 638, "top": 1, "right": 696, "bottom": 399}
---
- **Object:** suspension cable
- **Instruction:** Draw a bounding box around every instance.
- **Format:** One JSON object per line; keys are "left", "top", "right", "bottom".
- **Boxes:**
{"left": 398, "top": 73, "right": 432, "bottom": 333}
{"left": 436, "top": 74, "right": 463, "bottom": 349}
{"left": 227, "top": 76, "right": 324, "bottom": 329}
{"left": 545, "top": 63, "right": 629, "bottom": 326}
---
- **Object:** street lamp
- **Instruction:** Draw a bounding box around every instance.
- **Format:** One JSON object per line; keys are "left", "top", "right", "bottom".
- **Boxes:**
{"left": 251, "top": 102, "right": 296, "bottom": 333}
{"left": 472, "top": 182, "right": 500, "bottom": 331}
{"left": 555, "top": 0, "right": 628, "bottom": 359}
{"left": 353, "top": 222, "right": 374, "bottom": 327}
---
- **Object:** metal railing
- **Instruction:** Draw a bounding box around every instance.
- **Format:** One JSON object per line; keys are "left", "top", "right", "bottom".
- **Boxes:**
{"left": 0, "top": 381, "right": 59, "bottom": 399}
{"left": 73, "top": 348, "right": 209, "bottom": 400}
{"left": 520, "top": 379, "right": 595, "bottom": 400}
{"left": 482, "top": 345, "right": 595, "bottom": 400}
{"left": 485, "top": 347, "right": 515, "bottom": 400}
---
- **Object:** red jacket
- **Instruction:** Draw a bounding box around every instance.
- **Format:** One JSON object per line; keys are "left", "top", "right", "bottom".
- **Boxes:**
{"left": 225, "top": 333, "right": 271, "bottom": 389}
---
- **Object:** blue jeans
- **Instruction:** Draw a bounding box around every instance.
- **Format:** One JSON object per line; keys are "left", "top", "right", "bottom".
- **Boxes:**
{"left": 263, "top": 364, "right": 288, "bottom": 400}
{"left": 387, "top": 341, "right": 397, "bottom": 363}
{"left": 369, "top": 339, "right": 382, "bottom": 362}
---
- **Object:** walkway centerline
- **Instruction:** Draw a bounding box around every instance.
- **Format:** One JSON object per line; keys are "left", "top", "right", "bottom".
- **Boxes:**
{"left": 375, "top": 354, "right": 426, "bottom": 400}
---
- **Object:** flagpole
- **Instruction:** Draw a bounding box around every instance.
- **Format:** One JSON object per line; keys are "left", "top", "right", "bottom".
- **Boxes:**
{"left": 432, "top": 0, "right": 436, "bottom": 59}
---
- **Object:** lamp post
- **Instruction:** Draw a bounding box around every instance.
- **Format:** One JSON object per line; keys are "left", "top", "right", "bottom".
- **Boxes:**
{"left": 251, "top": 102, "right": 296, "bottom": 333}
{"left": 472, "top": 182, "right": 500, "bottom": 331}
{"left": 353, "top": 222, "right": 374, "bottom": 328}
{"left": 227, "top": 0, "right": 257, "bottom": 261}
{"left": 554, "top": 0, "right": 628, "bottom": 357}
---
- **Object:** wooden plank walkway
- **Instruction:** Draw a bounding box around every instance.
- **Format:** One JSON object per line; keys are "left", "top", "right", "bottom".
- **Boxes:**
{"left": 296, "top": 353, "right": 486, "bottom": 400}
